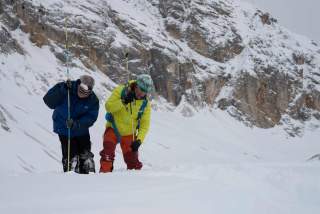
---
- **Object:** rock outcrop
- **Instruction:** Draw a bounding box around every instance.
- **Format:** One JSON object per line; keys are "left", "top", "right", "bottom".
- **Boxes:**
{"left": 1, "top": 0, "right": 319, "bottom": 135}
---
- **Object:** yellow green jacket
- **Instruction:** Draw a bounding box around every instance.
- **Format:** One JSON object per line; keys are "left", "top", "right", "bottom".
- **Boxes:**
{"left": 105, "top": 82, "right": 151, "bottom": 142}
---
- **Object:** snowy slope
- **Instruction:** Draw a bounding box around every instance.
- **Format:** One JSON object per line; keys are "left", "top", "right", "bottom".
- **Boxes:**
{"left": 0, "top": 0, "right": 320, "bottom": 213}
{"left": 1, "top": 163, "right": 320, "bottom": 214}
{"left": 0, "top": 26, "right": 320, "bottom": 214}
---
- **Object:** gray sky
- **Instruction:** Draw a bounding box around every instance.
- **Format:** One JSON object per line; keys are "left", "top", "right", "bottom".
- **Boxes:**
{"left": 244, "top": 0, "right": 320, "bottom": 43}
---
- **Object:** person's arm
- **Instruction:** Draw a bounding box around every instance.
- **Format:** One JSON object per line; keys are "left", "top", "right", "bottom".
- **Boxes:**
{"left": 43, "top": 82, "right": 67, "bottom": 109}
{"left": 105, "top": 85, "right": 126, "bottom": 113}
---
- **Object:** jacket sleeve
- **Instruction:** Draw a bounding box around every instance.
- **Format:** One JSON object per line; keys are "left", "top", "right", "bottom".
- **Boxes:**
{"left": 136, "top": 102, "right": 151, "bottom": 143}
{"left": 43, "top": 82, "right": 67, "bottom": 109}
{"left": 76, "top": 96, "right": 100, "bottom": 129}
{"left": 105, "top": 85, "right": 126, "bottom": 113}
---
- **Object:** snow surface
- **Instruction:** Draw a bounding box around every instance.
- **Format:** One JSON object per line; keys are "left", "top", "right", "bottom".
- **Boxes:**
{"left": 0, "top": 0, "right": 320, "bottom": 213}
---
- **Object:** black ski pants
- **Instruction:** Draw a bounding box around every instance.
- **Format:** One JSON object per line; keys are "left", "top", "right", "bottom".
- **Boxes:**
{"left": 58, "top": 134, "right": 94, "bottom": 174}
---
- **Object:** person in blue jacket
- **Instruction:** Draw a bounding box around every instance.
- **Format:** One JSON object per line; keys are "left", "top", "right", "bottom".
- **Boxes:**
{"left": 43, "top": 75, "right": 99, "bottom": 174}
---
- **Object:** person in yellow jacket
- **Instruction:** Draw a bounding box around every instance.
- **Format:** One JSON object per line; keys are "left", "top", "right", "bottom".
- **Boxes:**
{"left": 99, "top": 74, "right": 154, "bottom": 172}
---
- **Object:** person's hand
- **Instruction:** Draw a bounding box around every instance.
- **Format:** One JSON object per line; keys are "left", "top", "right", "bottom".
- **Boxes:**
{"left": 131, "top": 140, "right": 141, "bottom": 152}
{"left": 66, "top": 79, "right": 72, "bottom": 89}
{"left": 122, "top": 90, "right": 135, "bottom": 104}
{"left": 66, "top": 118, "right": 74, "bottom": 129}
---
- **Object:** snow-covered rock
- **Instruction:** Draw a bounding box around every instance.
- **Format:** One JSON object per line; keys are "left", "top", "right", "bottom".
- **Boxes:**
{"left": 1, "top": 0, "right": 319, "bottom": 132}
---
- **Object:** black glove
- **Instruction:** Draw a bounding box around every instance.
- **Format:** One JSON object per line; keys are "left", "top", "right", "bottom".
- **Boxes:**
{"left": 66, "top": 79, "right": 72, "bottom": 89}
{"left": 66, "top": 118, "right": 74, "bottom": 129}
{"left": 131, "top": 140, "right": 141, "bottom": 152}
{"left": 122, "top": 90, "right": 135, "bottom": 104}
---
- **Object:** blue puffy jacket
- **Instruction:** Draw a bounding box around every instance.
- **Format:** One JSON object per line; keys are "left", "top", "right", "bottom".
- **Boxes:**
{"left": 43, "top": 80, "right": 99, "bottom": 137}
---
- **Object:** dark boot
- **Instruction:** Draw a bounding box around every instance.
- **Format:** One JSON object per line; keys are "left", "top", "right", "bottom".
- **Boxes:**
{"left": 78, "top": 151, "right": 95, "bottom": 174}
{"left": 62, "top": 156, "right": 79, "bottom": 172}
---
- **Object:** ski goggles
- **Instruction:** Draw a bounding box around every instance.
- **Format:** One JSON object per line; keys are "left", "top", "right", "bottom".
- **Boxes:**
{"left": 79, "top": 83, "right": 92, "bottom": 91}
{"left": 78, "top": 83, "right": 92, "bottom": 96}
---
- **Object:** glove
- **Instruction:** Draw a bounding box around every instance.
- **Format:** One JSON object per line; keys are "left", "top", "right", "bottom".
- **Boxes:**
{"left": 66, "top": 79, "right": 72, "bottom": 89}
{"left": 66, "top": 118, "right": 74, "bottom": 129}
{"left": 122, "top": 90, "right": 135, "bottom": 104}
{"left": 131, "top": 140, "right": 141, "bottom": 152}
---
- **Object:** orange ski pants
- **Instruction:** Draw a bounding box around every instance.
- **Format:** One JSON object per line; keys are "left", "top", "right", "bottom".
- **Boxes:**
{"left": 99, "top": 128, "right": 143, "bottom": 172}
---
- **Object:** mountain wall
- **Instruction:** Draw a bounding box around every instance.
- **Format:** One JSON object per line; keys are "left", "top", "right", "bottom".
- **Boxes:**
{"left": 1, "top": 0, "right": 320, "bottom": 135}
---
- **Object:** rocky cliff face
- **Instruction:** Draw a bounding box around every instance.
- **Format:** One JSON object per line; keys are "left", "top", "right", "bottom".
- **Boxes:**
{"left": 1, "top": 0, "right": 320, "bottom": 135}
